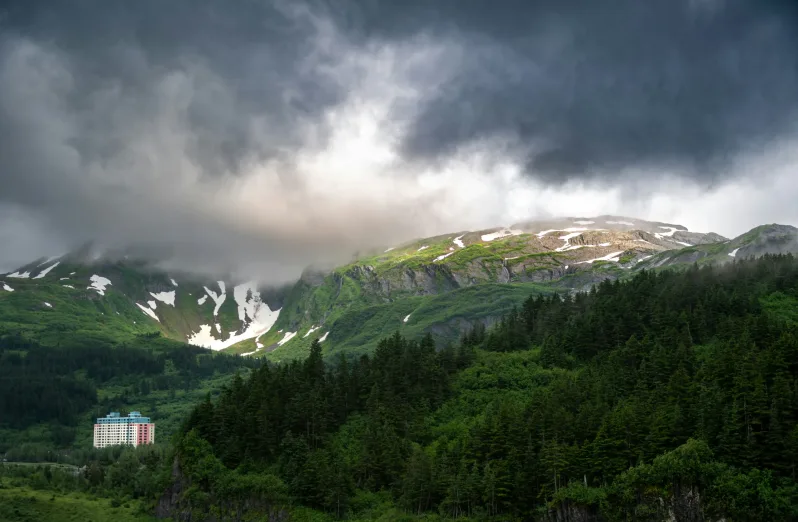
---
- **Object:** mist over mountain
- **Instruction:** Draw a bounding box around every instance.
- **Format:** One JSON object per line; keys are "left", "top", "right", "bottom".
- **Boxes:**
{"left": 2, "top": 0, "right": 798, "bottom": 279}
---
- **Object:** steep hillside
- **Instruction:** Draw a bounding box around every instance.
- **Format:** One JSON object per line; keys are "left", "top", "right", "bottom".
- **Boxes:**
{"left": 637, "top": 223, "right": 798, "bottom": 270}
{"left": 248, "top": 216, "right": 728, "bottom": 359}
{"left": 4, "top": 217, "right": 797, "bottom": 362}
{"left": 0, "top": 252, "right": 289, "bottom": 352}
{"left": 171, "top": 254, "right": 798, "bottom": 521}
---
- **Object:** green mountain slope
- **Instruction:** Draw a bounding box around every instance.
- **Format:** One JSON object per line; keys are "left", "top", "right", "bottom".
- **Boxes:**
{"left": 2, "top": 218, "right": 796, "bottom": 362}
{"left": 169, "top": 254, "right": 798, "bottom": 521}
{"left": 0, "top": 253, "right": 289, "bottom": 352}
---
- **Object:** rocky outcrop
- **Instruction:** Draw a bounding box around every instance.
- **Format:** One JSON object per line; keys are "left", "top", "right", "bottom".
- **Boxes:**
{"left": 155, "top": 458, "right": 186, "bottom": 520}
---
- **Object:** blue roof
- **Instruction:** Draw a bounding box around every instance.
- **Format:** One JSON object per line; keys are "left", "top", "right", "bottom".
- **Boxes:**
{"left": 96, "top": 411, "right": 151, "bottom": 424}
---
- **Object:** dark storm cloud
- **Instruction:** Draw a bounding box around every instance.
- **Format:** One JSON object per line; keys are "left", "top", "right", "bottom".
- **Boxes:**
{"left": 0, "top": 0, "right": 346, "bottom": 179}
{"left": 1, "top": 0, "right": 798, "bottom": 277}
{"left": 360, "top": 0, "right": 798, "bottom": 183}
{"left": 4, "top": 0, "right": 796, "bottom": 185}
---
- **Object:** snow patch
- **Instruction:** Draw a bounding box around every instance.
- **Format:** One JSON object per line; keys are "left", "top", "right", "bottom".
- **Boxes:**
{"left": 655, "top": 226, "right": 680, "bottom": 238}
{"left": 1, "top": 283, "right": 12, "bottom": 292}
{"left": 38, "top": 255, "right": 62, "bottom": 266}
{"left": 672, "top": 240, "right": 692, "bottom": 247}
{"left": 88, "top": 275, "right": 112, "bottom": 295}
{"left": 599, "top": 242, "right": 611, "bottom": 247}
{"left": 215, "top": 323, "right": 221, "bottom": 333}
{"left": 197, "top": 295, "right": 208, "bottom": 305}
{"left": 187, "top": 284, "right": 281, "bottom": 351}
{"left": 606, "top": 220, "right": 635, "bottom": 226}
{"left": 43, "top": 302, "right": 52, "bottom": 308}
{"left": 202, "top": 282, "right": 227, "bottom": 316}
{"left": 150, "top": 290, "right": 176, "bottom": 307}
{"left": 60, "top": 277, "right": 69, "bottom": 281}
{"left": 170, "top": 278, "right": 178, "bottom": 287}
{"left": 62, "top": 284, "right": 74, "bottom": 289}
{"left": 482, "top": 228, "right": 524, "bottom": 242}
{"left": 136, "top": 303, "right": 160, "bottom": 322}
{"left": 536, "top": 227, "right": 595, "bottom": 238}
{"left": 453, "top": 235, "right": 465, "bottom": 248}
{"left": 728, "top": 248, "right": 740, "bottom": 258}
{"left": 319, "top": 331, "right": 330, "bottom": 343}
{"left": 417, "top": 245, "right": 429, "bottom": 251}
{"left": 384, "top": 247, "right": 395, "bottom": 253}
{"left": 433, "top": 252, "right": 454, "bottom": 262}
{"left": 578, "top": 251, "right": 626, "bottom": 264}
{"left": 34, "top": 262, "right": 60, "bottom": 279}
{"left": 6, "top": 271, "right": 30, "bottom": 279}
{"left": 304, "top": 325, "right": 320, "bottom": 338}
{"left": 403, "top": 313, "right": 411, "bottom": 323}
{"left": 277, "top": 331, "right": 297, "bottom": 346}
{"left": 241, "top": 349, "right": 259, "bottom": 357}
{"left": 147, "top": 300, "right": 157, "bottom": 310}
{"left": 505, "top": 255, "right": 521, "bottom": 260}
{"left": 555, "top": 232, "right": 583, "bottom": 252}
{"left": 233, "top": 282, "right": 268, "bottom": 323}
{"left": 573, "top": 220, "right": 595, "bottom": 225}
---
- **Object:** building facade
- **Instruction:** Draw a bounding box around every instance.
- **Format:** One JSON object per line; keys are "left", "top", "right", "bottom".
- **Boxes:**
{"left": 93, "top": 411, "right": 154, "bottom": 448}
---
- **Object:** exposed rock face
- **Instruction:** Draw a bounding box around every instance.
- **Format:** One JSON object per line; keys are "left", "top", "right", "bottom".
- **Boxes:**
{"left": 155, "top": 458, "right": 186, "bottom": 520}
{"left": 329, "top": 219, "right": 729, "bottom": 302}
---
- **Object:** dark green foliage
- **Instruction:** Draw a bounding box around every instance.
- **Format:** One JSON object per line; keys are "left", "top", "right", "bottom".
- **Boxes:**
{"left": 174, "top": 255, "right": 798, "bottom": 520}
{"left": 0, "top": 331, "right": 259, "bottom": 451}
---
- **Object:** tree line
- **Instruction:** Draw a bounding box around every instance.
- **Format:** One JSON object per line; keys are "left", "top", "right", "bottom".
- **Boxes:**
{"left": 174, "top": 255, "right": 798, "bottom": 520}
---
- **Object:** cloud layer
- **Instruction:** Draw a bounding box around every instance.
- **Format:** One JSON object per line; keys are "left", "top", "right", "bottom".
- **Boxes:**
{"left": 1, "top": 0, "right": 797, "bottom": 280}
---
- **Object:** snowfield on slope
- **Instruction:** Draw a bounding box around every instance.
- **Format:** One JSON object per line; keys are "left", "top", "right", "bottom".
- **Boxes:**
{"left": 34, "top": 262, "right": 60, "bottom": 279}
{"left": 1, "top": 283, "right": 13, "bottom": 292}
{"left": 482, "top": 228, "right": 523, "bottom": 242}
{"left": 434, "top": 252, "right": 454, "bottom": 262}
{"left": 202, "top": 281, "right": 226, "bottom": 316}
{"left": 304, "top": 326, "right": 320, "bottom": 338}
{"left": 150, "top": 290, "right": 176, "bottom": 306}
{"left": 187, "top": 282, "right": 281, "bottom": 351}
{"left": 89, "top": 275, "right": 112, "bottom": 295}
{"left": 578, "top": 251, "right": 626, "bottom": 264}
{"left": 136, "top": 303, "right": 160, "bottom": 322}
{"left": 277, "top": 331, "right": 297, "bottom": 346}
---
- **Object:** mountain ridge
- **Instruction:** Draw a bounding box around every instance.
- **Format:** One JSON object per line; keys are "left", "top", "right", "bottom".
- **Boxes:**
{"left": 2, "top": 217, "right": 795, "bottom": 360}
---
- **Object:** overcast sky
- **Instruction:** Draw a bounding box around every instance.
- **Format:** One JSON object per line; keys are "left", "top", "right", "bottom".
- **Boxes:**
{"left": 1, "top": 0, "right": 797, "bottom": 281}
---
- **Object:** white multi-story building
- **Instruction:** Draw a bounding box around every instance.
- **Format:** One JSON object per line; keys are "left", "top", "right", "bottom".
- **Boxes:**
{"left": 93, "top": 411, "right": 154, "bottom": 448}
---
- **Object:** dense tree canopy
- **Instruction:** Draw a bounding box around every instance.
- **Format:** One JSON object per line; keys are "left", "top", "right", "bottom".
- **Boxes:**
{"left": 176, "top": 255, "right": 798, "bottom": 520}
